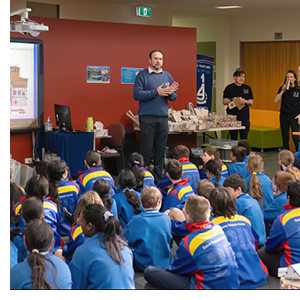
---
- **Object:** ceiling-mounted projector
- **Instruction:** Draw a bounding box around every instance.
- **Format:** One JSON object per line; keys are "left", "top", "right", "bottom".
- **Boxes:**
{"left": 10, "top": 8, "right": 49, "bottom": 37}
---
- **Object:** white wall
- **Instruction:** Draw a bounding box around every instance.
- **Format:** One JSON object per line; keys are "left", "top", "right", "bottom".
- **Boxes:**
{"left": 173, "top": 11, "right": 300, "bottom": 114}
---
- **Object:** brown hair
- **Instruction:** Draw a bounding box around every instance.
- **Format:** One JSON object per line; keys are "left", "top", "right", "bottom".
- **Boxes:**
{"left": 185, "top": 194, "right": 211, "bottom": 223}
{"left": 165, "top": 159, "right": 182, "bottom": 180}
{"left": 205, "top": 159, "right": 222, "bottom": 187}
{"left": 233, "top": 68, "right": 245, "bottom": 77}
{"left": 74, "top": 191, "right": 103, "bottom": 220}
{"left": 278, "top": 149, "right": 300, "bottom": 180}
{"left": 203, "top": 146, "right": 220, "bottom": 160}
{"left": 209, "top": 188, "right": 236, "bottom": 219}
{"left": 273, "top": 171, "right": 294, "bottom": 193}
{"left": 196, "top": 179, "right": 214, "bottom": 199}
{"left": 25, "top": 219, "right": 57, "bottom": 289}
{"left": 141, "top": 186, "right": 162, "bottom": 209}
{"left": 238, "top": 139, "right": 252, "bottom": 156}
{"left": 172, "top": 145, "right": 190, "bottom": 160}
{"left": 231, "top": 146, "right": 247, "bottom": 162}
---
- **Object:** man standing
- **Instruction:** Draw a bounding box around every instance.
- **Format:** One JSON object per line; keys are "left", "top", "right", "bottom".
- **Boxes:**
{"left": 133, "top": 50, "right": 179, "bottom": 183}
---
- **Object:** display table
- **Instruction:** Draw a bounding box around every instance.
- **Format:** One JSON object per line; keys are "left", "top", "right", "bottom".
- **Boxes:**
{"left": 36, "top": 131, "right": 94, "bottom": 176}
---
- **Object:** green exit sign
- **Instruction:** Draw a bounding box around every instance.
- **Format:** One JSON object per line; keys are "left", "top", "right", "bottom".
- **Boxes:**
{"left": 136, "top": 6, "right": 151, "bottom": 17}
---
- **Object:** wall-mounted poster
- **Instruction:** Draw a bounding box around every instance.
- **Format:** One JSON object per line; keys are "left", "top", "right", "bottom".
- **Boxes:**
{"left": 87, "top": 66, "right": 110, "bottom": 83}
{"left": 121, "top": 67, "right": 143, "bottom": 84}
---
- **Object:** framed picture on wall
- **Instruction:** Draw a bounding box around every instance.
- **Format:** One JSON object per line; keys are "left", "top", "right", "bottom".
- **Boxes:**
{"left": 87, "top": 66, "right": 110, "bottom": 83}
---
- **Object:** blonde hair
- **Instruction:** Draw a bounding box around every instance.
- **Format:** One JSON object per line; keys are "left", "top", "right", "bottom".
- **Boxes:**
{"left": 247, "top": 155, "right": 263, "bottom": 206}
{"left": 278, "top": 150, "right": 300, "bottom": 180}
{"left": 273, "top": 171, "right": 294, "bottom": 193}
{"left": 74, "top": 191, "right": 103, "bottom": 220}
{"left": 141, "top": 186, "right": 162, "bottom": 209}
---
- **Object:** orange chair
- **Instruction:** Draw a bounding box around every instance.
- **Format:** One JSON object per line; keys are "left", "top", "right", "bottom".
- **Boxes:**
{"left": 99, "top": 122, "right": 125, "bottom": 173}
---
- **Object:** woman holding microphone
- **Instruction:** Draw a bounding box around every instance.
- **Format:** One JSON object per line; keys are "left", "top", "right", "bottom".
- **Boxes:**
{"left": 274, "top": 70, "right": 300, "bottom": 151}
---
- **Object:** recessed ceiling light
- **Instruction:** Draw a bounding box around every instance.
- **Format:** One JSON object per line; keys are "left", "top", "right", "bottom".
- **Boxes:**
{"left": 215, "top": 5, "right": 243, "bottom": 9}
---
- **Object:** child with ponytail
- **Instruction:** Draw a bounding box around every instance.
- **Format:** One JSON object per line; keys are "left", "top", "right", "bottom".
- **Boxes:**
{"left": 69, "top": 204, "right": 135, "bottom": 289}
{"left": 128, "top": 152, "right": 155, "bottom": 192}
{"left": 76, "top": 150, "right": 117, "bottom": 196}
{"left": 245, "top": 155, "right": 274, "bottom": 210}
{"left": 278, "top": 149, "right": 300, "bottom": 180}
{"left": 112, "top": 169, "right": 144, "bottom": 227}
{"left": 263, "top": 171, "right": 294, "bottom": 234}
{"left": 47, "top": 160, "right": 81, "bottom": 236}
{"left": 62, "top": 191, "right": 103, "bottom": 262}
{"left": 10, "top": 219, "right": 72, "bottom": 289}
{"left": 205, "top": 159, "right": 226, "bottom": 187}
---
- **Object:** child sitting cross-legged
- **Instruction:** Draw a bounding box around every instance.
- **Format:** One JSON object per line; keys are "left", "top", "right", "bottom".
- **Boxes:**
{"left": 144, "top": 194, "right": 239, "bottom": 290}
{"left": 161, "top": 159, "right": 194, "bottom": 212}
{"left": 209, "top": 187, "right": 269, "bottom": 289}
{"left": 122, "top": 186, "right": 173, "bottom": 271}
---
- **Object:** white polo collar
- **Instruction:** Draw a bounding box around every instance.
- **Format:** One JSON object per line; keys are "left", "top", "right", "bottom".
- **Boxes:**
{"left": 148, "top": 66, "right": 163, "bottom": 74}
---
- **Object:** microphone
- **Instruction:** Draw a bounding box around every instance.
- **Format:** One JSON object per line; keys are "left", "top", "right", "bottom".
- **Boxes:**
{"left": 286, "top": 80, "right": 290, "bottom": 90}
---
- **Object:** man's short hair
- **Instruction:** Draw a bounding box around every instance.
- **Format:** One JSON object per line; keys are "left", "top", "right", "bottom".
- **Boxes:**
{"left": 149, "top": 50, "right": 164, "bottom": 59}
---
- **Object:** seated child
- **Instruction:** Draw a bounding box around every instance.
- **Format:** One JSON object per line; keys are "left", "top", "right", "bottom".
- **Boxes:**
{"left": 258, "top": 180, "right": 300, "bottom": 277}
{"left": 161, "top": 159, "right": 194, "bottom": 212}
{"left": 167, "top": 180, "right": 215, "bottom": 245}
{"left": 264, "top": 171, "right": 294, "bottom": 232}
{"left": 199, "top": 146, "right": 228, "bottom": 180}
{"left": 76, "top": 150, "right": 117, "bottom": 196}
{"left": 157, "top": 145, "right": 200, "bottom": 195}
{"left": 244, "top": 155, "right": 274, "bottom": 210}
{"left": 122, "top": 186, "right": 173, "bottom": 271}
{"left": 62, "top": 191, "right": 104, "bottom": 262}
{"left": 69, "top": 204, "right": 135, "bottom": 289}
{"left": 47, "top": 160, "right": 81, "bottom": 237}
{"left": 144, "top": 194, "right": 239, "bottom": 290}
{"left": 10, "top": 219, "right": 72, "bottom": 289}
{"left": 278, "top": 149, "right": 300, "bottom": 180}
{"left": 112, "top": 169, "right": 143, "bottom": 228}
{"left": 128, "top": 152, "right": 155, "bottom": 192}
{"left": 227, "top": 145, "right": 250, "bottom": 178}
{"left": 13, "top": 197, "right": 44, "bottom": 263}
{"left": 223, "top": 174, "right": 266, "bottom": 247}
{"left": 209, "top": 188, "right": 269, "bottom": 289}
{"left": 13, "top": 174, "right": 63, "bottom": 256}
{"left": 93, "top": 178, "right": 118, "bottom": 216}
{"left": 205, "top": 159, "right": 226, "bottom": 187}
{"left": 238, "top": 139, "right": 252, "bottom": 164}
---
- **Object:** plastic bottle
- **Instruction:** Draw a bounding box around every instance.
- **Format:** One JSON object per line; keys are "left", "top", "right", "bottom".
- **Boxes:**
{"left": 86, "top": 116, "right": 93, "bottom": 132}
{"left": 45, "top": 116, "right": 52, "bottom": 132}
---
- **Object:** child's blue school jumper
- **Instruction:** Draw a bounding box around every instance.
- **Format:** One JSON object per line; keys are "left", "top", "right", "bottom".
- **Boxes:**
{"left": 210, "top": 214, "right": 269, "bottom": 289}
{"left": 112, "top": 188, "right": 143, "bottom": 227}
{"left": 263, "top": 192, "right": 288, "bottom": 223}
{"left": 235, "top": 193, "right": 266, "bottom": 247}
{"left": 10, "top": 253, "right": 72, "bottom": 289}
{"left": 244, "top": 172, "right": 274, "bottom": 210}
{"left": 69, "top": 232, "right": 135, "bottom": 289}
{"left": 228, "top": 161, "right": 250, "bottom": 178}
{"left": 122, "top": 209, "right": 173, "bottom": 270}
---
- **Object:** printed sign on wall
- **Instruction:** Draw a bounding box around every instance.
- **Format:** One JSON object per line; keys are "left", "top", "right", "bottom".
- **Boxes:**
{"left": 196, "top": 55, "right": 214, "bottom": 111}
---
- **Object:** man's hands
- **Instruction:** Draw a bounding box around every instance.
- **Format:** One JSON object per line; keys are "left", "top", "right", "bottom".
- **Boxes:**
{"left": 157, "top": 82, "right": 179, "bottom": 96}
